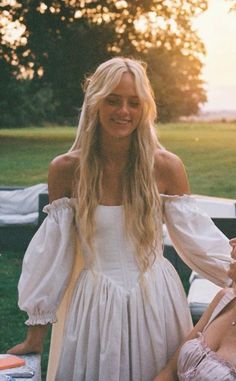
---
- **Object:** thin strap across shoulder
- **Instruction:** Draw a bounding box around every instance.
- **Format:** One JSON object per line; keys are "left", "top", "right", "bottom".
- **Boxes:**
{"left": 203, "top": 289, "right": 236, "bottom": 332}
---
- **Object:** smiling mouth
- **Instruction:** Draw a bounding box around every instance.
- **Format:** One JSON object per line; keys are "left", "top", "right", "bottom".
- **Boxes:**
{"left": 112, "top": 119, "right": 131, "bottom": 124}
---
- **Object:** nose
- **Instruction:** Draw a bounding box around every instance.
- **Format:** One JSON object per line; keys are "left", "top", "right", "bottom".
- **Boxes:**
{"left": 118, "top": 100, "right": 129, "bottom": 115}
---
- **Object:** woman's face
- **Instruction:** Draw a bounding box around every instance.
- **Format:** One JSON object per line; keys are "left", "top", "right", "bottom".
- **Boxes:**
{"left": 98, "top": 72, "right": 142, "bottom": 140}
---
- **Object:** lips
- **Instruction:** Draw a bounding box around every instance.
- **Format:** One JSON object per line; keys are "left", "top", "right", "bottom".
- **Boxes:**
{"left": 112, "top": 119, "right": 131, "bottom": 124}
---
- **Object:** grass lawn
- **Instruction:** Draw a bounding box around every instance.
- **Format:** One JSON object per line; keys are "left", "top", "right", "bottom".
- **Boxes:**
{"left": 0, "top": 127, "right": 76, "bottom": 186}
{"left": 0, "top": 122, "right": 236, "bottom": 197}
{"left": 0, "top": 122, "right": 235, "bottom": 379}
{"left": 157, "top": 122, "right": 236, "bottom": 198}
{"left": 0, "top": 250, "right": 51, "bottom": 380}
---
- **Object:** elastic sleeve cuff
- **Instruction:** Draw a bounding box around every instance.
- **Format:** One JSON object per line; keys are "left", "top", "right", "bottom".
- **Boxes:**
{"left": 25, "top": 312, "right": 57, "bottom": 326}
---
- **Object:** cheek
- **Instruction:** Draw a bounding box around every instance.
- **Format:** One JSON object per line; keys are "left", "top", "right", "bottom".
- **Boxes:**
{"left": 98, "top": 105, "right": 111, "bottom": 121}
{"left": 98, "top": 109, "right": 106, "bottom": 126}
{"left": 134, "top": 109, "right": 142, "bottom": 125}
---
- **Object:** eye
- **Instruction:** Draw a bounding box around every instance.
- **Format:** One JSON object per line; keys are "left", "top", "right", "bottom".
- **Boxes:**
{"left": 105, "top": 96, "right": 120, "bottom": 106}
{"left": 129, "top": 101, "right": 140, "bottom": 108}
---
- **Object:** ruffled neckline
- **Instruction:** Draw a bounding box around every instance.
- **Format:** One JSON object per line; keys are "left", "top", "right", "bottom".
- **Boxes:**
{"left": 43, "top": 194, "right": 194, "bottom": 214}
{"left": 160, "top": 193, "right": 192, "bottom": 201}
{"left": 42, "top": 194, "right": 194, "bottom": 214}
{"left": 197, "top": 332, "right": 236, "bottom": 376}
{"left": 43, "top": 197, "right": 76, "bottom": 213}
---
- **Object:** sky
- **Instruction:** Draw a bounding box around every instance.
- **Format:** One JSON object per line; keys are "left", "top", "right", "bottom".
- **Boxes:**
{"left": 194, "top": 0, "right": 236, "bottom": 111}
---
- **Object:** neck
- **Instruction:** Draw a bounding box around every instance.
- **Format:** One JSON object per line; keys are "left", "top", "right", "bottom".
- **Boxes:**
{"left": 99, "top": 135, "right": 131, "bottom": 166}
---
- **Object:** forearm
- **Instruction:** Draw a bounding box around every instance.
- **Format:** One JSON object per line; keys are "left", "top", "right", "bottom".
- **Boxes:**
{"left": 8, "top": 324, "right": 50, "bottom": 355}
{"left": 26, "top": 325, "right": 49, "bottom": 352}
{"left": 153, "top": 350, "right": 179, "bottom": 381}
{"left": 153, "top": 367, "right": 178, "bottom": 381}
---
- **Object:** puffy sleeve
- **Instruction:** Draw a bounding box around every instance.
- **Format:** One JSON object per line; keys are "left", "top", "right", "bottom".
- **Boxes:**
{"left": 162, "top": 194, "right": 232, "bottom": 288}
{"left": 18, "top": 197, "right": 77, "bottom": 325}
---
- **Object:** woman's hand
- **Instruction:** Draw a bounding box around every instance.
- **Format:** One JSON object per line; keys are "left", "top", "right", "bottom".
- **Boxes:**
{"left": 230, "top": 238, "right": 236, "bottom": 257}
{"left": 7, "top": 325, "right": 49, "bottom": 355}
{"left": 228, "top": 238, "right": 236, "bottom": 282}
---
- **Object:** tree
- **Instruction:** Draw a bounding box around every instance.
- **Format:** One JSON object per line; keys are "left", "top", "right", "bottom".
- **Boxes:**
{"left": 0, "top": 59, "right": 58, "bottom": 127}
{"left": 0, "top": 0, "right": 208, "bottom": 124}
{"left": 144, "top": 47, "right": 206, "bottom": 121}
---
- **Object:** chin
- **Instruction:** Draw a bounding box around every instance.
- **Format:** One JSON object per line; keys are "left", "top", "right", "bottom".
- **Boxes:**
{"left": 113, "top": 126, "right": 137, "bottom": 138}
{"left": 112, "top": 131, "right": 134, "bottom": 139}
{"left": 99, "top": 124, "right": 137, "bottom": 140}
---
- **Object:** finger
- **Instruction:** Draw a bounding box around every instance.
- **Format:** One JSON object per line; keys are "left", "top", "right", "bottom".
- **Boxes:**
{"left": 229, "top": 238, "right": 236, "bottom": 247}
{"left": 228, "top": 261, "right": 236, "bottom": 281}
{"left": 231, "top": 247, "right": 236, "bottom": 260}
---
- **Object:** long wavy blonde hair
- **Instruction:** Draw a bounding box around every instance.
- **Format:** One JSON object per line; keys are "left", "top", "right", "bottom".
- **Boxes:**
{"left": 70, "top": 57, "right": 163, "bottom": 273}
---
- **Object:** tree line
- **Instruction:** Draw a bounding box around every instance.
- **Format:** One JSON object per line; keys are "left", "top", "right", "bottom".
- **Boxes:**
{"left": 0, "top": 0, "right": 209, "bottom": 127}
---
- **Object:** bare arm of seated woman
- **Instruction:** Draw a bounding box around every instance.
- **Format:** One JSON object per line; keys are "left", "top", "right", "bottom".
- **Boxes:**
{"left": 8, "top": 152, "right": 79, "bottom": 355}
{"left": 153, "top": 289, "right": 228, "bottom": 381}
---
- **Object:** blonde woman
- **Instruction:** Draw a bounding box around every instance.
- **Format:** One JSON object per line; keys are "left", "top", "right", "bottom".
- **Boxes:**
{"left": 8, "top": 57, "right": 234, "bottom": 380}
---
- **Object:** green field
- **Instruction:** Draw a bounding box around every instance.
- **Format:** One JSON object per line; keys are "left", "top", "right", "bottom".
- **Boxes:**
{"left": 1, "top": 122, "right": 236, "bottom": 198}
{"left": 0, "top": 250, "right": 51, "bottom": 380}
{"left": 157, "top": 122, "right": 236, "bottom": 198}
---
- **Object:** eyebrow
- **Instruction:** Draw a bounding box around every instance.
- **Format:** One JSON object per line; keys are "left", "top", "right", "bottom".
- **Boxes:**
{"left": 108, "top": 93, "right": 140, "bottom": 99}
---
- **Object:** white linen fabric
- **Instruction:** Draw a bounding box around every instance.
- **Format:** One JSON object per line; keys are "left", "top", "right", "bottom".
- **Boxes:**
{"left": 162, "top": 195, "right": 231, "bottom": 288}
{"left": 0, "top": 183, "right": 48, "bottom": 215}
{"left": 18, "top": 195, "right": 231, "bottom": 381}
{"left": 18, "top": 198, "right": 76, "bottom": 325}
{"left": 0, "top": 183, "right": 48, "bottom": 226}
{"left": 0, "top": 212, "right": 38, "bottom": 226}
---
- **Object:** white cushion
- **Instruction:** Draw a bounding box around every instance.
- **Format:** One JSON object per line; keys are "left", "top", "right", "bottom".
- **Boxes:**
{"left": 188, "top": 275, "right": 221, "bottom": 319}
{"left": 0, "top": 212, "right": 39, "bottom": 226}
{"left": 0, "top": 183, "right": 47, "bottom": 215}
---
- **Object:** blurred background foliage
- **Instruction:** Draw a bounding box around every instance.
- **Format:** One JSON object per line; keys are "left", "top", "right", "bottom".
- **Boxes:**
{"left": 0, "top": 0, "right": 209, "bottom": 127}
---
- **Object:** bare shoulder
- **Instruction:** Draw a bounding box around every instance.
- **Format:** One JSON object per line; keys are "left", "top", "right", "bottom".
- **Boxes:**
{"left": 48, "top": 150, "right": 80, "bottom": 202}
{"left": 155, "top": 149, "right": 184, "bottom": 173}
{"left": 154, "top": 149, "right": 190, "bottom": 195}
{"left": 203, "top": 287, "right": 235, "bottom": 323}
{"left": 185, "top": 288, "right": 227, "bottom": 342}
{"left": 208, "top": 287, "right": 229, "bottom": 310}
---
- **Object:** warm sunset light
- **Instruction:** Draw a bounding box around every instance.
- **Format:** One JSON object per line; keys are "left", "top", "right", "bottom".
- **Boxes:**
{"left": 194, "top": 0, "right": 236, "bottom": 111}
{"left": 1, "top": 0, "right": 235, "bottom": 121}
{"left": 134, "top": 12, "right": 177, "bottom": 35}
{"left": 1, "top": 12, "right": 26, "bottom": 45}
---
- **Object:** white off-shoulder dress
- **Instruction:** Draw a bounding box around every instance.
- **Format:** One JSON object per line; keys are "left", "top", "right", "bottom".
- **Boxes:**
{"left": 18, "top": 195, "right": 232, "bottom": 381}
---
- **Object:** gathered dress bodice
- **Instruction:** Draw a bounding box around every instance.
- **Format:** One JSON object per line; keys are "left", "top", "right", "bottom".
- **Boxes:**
{"left": 80, "top": 205, "right": 163, "bottom": 291}
{"left": 17, "top": 195, "right": 232, "bottom": 381}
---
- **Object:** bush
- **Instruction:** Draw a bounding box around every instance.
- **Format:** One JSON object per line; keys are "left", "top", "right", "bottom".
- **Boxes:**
{"left": 0, "top": 79, "right": 58, "bottom": 128}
